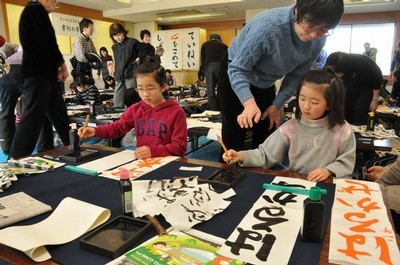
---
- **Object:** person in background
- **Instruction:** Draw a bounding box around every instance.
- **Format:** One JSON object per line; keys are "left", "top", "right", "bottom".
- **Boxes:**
{"left": 390, "top": 41, "right": 400, "bottom": 79}
{"left": 218, "top": 0, "right": 344, "bottom": 158}
{"left": 154, "top": 46, "right": 164, "bottom": 65}
{"left": 97, "top": 46, "right": 114, "bottom": 89}
{"left": 109, "top": 23, "right": 141, "bottom": 108}
{"left": 390, "top": 70, "right": 400, "bottom": 103}
{"left": 201, "top": 33, "right": 228, "bottom": 110}
{"left": 78, "top": 62, "right": 187, "bottom": 159}
{"left": 365, "top": 156, "right": 400, "bottom": 233}
{"left": 223, "top": 69, "right": 355, "bottom": 182}
{"left": 72, "top": 74, "right": 101, "bottom": 106}
{"left": 0, "top": 44, "right": 22, "bottom": 154}
{"left": 362, "top": 42, "right": 378, "bottom": 62}
{"left": 165, "top": 69, "right": 176, "bottom": 86}
{"left": 138, "top": 29, "right": 155, "bottom": 64}
{"left": 9, "top": 0, "right": 70, "bottom": 159}
{"left": 312, "top": 48, "right": 328, "bottom": 70}
{"left": 72, "top": 18, "right": 98, "bottom": 78}
{"left": 325, "top": 51, "right": 382, "bottom": 124}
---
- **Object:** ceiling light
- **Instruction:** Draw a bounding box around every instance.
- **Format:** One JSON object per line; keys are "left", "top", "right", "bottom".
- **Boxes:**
{"left": 117, "top": 0, "right": 132, "bottom": 4}
{"left": 158, "top": 12, "right": 227, "bottom": 22}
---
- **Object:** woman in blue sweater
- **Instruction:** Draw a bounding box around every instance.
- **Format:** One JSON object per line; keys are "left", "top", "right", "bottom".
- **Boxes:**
{"left": 218, "top": 0, "right": 344, "bottom": 156}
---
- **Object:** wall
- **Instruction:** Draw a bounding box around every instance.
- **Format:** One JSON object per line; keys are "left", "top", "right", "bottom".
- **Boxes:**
{"left": 1, "top": 0, "right": 125, "bottom": 89}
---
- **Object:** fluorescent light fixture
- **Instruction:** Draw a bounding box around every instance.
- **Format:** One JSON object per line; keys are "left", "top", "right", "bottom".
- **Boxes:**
{"left": 117, "top": 0, "right": 132, "bottom": 4}
{"left": 158, "top": 12, "right": 227, "bottom": 22}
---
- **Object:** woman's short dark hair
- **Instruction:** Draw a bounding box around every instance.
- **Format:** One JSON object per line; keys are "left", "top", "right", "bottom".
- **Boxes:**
{"left": 135, "top": 62, "right": 166, "bottom": 86}
{"left": 325, "top": 51, "right": 350, "bottom": 74}
{"left": 294, "top": 68, "right": 346, "bottom": 129}
{"left": 99, "top": 47, "right": 108, "bottom": 55}
{"left": 79, "top": 18, "right": 94, "bottom": 33}
{"left": 140, "top": 29, "right": 151, "bottom": 40}
{"left": 109, "top": 23, "right": 128, "bottom": 42}
{"left": 295, "top": 0, "right": 344, "bottom": 30}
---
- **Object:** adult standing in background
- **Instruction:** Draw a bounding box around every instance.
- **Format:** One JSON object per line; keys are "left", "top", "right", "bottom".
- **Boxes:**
{"left": 362, "top": 42, "right": 378, "bottom": 62}
{"left": 138, "top": 29, "right": 155, "bottom": 64}
{"left": 390, "top": 41, "right": 400, "bottom": 79}
{"left": 218, "top": 0, "right": 344, "bottom": 154}
{"left": 0, "top": 44, "right": 22, "bottom": 154}
{"left": 325, "top": 52, "right": 382, "bottom": 125}
{"left": 201, "top": 33, "right": 227, "bottom": 110}
{"left": 9, "top": 0, "right": 70, "bottom": 159}
{"left": 97, "top": 46, "right": 114, "bottom": 89}
{"left": 72, "top": 18, "right": 98, "bottom": 79}
{"left": 109, "top": 23, "right": 141, "bottom": 108}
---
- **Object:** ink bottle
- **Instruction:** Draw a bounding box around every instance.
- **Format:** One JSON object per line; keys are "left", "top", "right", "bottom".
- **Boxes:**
{"left": 119, "top": 169, "right": 133, "bottom": 216}
{"left": 301, "top": 187, "right": 327, "bottom": 243}
{"left": 366, "top": 111, "right": 375, "bottom": 131}
{"left": 89, "top": 100, "right": 96, "bottom": 117}
{"left": 69, "top": 123, "right": 80, "bottom": 151}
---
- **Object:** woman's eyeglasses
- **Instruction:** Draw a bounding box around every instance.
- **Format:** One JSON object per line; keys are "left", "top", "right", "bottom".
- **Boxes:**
{"left": 299, "top": 20, "right": 333, "bottom": 37}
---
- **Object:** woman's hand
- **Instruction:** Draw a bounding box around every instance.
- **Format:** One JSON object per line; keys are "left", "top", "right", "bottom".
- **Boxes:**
{"left": 261, "top": 105, "right": 281, "bottom": 130}
{"left": 365, "top": 166, "right": 386, "bottom": 181}
{"left": 237, "top": 98, "right": 261, "bottom": 128}
{"left": 307, "top": 168, "right": 332, "bottom": 182}
{"left": 135, "top": 146, "right": 151, "bottom": 159}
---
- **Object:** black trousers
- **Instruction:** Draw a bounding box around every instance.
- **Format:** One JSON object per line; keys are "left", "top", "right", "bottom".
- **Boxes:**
{"left": 9, "top": 78, "right": 70, "bottom": 159}
{"left": 0, "top": 79, "right": 22, "bottom": 152}
{"left": 218, "top": 53, "right": 276, "bottom": 155}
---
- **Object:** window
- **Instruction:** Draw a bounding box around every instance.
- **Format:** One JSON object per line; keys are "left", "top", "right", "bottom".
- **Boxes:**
{"left": 324, "top": 23, "right": 395, "bottom": 75}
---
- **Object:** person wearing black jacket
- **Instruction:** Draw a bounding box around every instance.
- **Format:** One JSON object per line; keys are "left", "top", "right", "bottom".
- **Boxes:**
{"left": 201, "top": 33, "right": 227, "bottom": 110}
{"left": 109, "top": 23, "right": 141, "bottom": 108}
{"left": 9, "top": 0, "right": 70, "bottom": 159}
{"left": 325, "top": 52, "right": 383, "bottom": 125}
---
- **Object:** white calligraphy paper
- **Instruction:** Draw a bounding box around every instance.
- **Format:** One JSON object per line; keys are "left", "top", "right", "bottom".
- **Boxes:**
{"left": 77, "top": 149, "right": 136, "bottom": 173}
{"left": 131, "top": 177, "right": 234, "bottom": 230}
{"left": 0, "top": 197, "right": 110, "bottom": 262}
{"left": 100, "top": 156, "right": 178, "bottom": 180}
{"left": 329, "top": 179, "right": 400, "bottom": 265}
{"left": 218, "top": 176, "right": 316, "bottom": 265}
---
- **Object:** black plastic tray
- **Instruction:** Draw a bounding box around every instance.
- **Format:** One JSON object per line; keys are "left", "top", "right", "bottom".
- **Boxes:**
{"left": 80, "top": 215, "right": 152, "bottom": 259}
{"left": 206, "top": 168, "right": 245, "bottom": 188}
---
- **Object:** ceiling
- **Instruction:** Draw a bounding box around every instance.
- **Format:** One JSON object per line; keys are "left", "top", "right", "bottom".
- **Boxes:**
{"left": 59, "top": 0, "right": 400, "bottom": 25}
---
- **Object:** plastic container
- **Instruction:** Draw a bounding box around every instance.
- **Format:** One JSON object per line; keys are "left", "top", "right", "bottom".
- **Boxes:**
{"left": 69, "top": 123, "right": 80, "bottom": 151}
{"left": 301, "top": 187, "right": 327, "bottom": 243}
{"left": 120, "top": 169, "right": 133, "bottom": 216}
{"left": 366, "top": 111, "right": 375, "bottom": 131}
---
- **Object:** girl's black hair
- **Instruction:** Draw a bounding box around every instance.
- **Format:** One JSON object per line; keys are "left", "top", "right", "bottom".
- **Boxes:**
{"left": 135, "top": 61, "right": 166, "bottom": 86}
{"left": 109, "top": 23, "right": 128, "bottom": 43}
{"left": 294, "top": 68, "right": 346, "bottom": 129}
{"left": 99, "top": 47, "right": 108, "bottom": 56}
{"left": 295, "top": 0, "right": 344, "bottom": 30}
{"left": 74, "top": 74, "right": 94, "bottom": 87}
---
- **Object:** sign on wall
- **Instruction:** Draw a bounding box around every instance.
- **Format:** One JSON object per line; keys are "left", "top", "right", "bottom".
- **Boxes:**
{"left": 52, "top": 13, "right": 97, "bottom": 38}
{"left": 153, "top": 28, "right": 200, "bottom": 71}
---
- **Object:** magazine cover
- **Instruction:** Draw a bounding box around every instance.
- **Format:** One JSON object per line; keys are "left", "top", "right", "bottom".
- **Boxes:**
{"left": 107, "top": 230, "right": 245, "bottom": 265}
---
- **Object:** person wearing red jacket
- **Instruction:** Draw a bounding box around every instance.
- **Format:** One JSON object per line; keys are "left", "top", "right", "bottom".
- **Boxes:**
{"left": 78, "top": 61, "right": 187, "bottom": 159}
